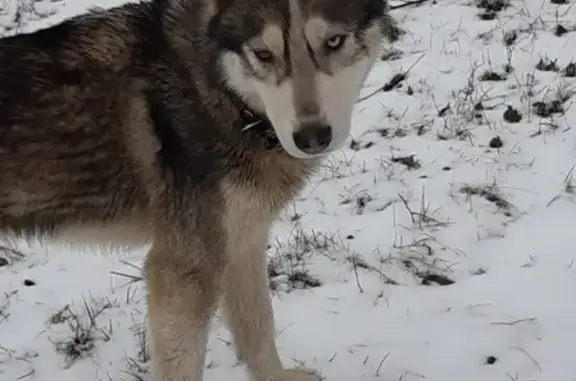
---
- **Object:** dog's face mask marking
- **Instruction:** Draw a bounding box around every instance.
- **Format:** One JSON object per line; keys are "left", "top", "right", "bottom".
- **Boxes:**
{"left": 210, "top": 0, "right": 390, "bottom": 158}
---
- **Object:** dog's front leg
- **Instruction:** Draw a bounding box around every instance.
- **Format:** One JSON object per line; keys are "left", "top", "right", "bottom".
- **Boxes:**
{"left": 221, "top": 233, "right": 321, "bottom": 381}
{"left": 145, "top": 216, "right": 227, "bottom": 381}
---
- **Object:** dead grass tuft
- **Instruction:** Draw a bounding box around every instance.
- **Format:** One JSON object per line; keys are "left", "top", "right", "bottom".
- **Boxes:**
{"left": 461, "top": 184, "right": 515, "bottom": 217}
{"left": 50, "top": 297, "right": 116, "bottom": 368}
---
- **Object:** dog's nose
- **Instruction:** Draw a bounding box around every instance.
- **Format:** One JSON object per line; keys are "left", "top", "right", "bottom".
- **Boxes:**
{"left": 292, "top": 122, "right": 333, "bottom": 155}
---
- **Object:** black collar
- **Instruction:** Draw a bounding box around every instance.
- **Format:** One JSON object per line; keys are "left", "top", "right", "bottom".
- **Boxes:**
{"left": 238, "top": 108, "right": 280, "bottom": 149}
{"left": 226, "top": 90, "right": 281, "bottom": 150}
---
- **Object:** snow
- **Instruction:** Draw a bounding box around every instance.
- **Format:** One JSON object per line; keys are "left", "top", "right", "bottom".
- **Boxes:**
{"left": 1, "top": 0, "right": 576, "bottom": 380}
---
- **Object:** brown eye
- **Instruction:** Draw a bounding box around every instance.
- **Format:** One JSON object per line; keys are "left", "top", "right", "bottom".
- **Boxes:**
{"left": 324, "top": 34, "right": 346, "bottom": 51}
{"left": 253, "top": 49, "right": 274, "bottom": 63}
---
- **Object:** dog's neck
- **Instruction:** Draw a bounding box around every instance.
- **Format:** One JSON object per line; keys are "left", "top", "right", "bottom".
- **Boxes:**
{"left": 224, "top": 89, "right": 281, "bottom": 150}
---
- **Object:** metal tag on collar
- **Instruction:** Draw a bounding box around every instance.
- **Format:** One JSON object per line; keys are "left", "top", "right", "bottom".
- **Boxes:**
{"left": 241, "top": 119, "right": 263, "bottom": 131}
{"left": 240, "top": 108, "right": 263, "bottom": 131}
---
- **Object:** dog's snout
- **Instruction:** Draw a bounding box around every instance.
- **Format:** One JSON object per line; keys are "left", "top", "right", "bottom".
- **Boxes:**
{"left": 292, "top": 122, "right": 333, "bottom": 155}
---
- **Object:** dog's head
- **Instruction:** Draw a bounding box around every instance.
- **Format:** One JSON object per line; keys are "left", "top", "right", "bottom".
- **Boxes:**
{"left": 208, "top": 0, "right": 392, "bottom": 158}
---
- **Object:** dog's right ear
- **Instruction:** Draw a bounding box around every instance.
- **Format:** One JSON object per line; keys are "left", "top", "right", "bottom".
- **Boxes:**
{"left": 214, "top": 0, "right": 235, "bottom": 11}
{"left": 207, "top": 1, "right": 243, "bottom": 53}
{"left": 195, "top": 0, "right": 234, "bottom": 24}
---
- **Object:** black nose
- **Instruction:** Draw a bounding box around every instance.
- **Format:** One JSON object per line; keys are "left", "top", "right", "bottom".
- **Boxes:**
{"left": 292, "top": 122, "right": 333, "bottom": 155}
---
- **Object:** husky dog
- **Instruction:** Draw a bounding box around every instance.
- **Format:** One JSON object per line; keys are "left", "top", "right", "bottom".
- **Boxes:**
{"left": 0, "top": 0, "right": 395, "bottom": 380}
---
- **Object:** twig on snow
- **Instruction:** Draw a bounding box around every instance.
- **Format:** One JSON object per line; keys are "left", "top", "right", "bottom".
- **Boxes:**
{"left": 390, "top": 0, "right": 432, "bottom": 10}
{"left": 357, "top": 53, "right": 425, "bottom": 103}
{"left": 490, "top": 317, "right": 537, "bottom": 325}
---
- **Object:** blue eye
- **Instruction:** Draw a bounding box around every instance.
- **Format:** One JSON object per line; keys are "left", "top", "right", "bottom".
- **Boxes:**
{"left": 324, "top": 35, "right": 346, "bottom": 51}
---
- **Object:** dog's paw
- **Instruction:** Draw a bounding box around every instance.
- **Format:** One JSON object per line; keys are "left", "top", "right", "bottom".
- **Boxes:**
{"left": 271, "top": 367, "right": 323, "bottom": 381}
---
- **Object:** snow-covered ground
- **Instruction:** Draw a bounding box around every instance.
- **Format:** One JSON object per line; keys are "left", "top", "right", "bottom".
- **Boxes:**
{"left": 2, "top": 0, "right": 576, "bottom": 380}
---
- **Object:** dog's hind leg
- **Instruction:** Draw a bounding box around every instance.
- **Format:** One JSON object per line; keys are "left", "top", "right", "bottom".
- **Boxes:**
{"left": 145, "top": 201, "right": 227, "bottom": 381}
{"left": 221, "top": 230, "right": 321, "bottom": 381}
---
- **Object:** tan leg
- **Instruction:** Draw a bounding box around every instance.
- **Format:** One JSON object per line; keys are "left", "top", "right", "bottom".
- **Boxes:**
{"left": 221, "top": 234, "right": 321, "bottom": 381}
{"left": 145, "top": 222, "right": 226, "bottom": 381}
{"left": 221, "top": 236, "right": 283, "bottom": 381}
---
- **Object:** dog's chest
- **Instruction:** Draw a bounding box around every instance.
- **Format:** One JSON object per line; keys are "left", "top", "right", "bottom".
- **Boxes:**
{"left": 219, "top": 160, "right": 315, "bottom": 248}
{"left": 220, "top": 181, "right": 279, "bottom": 244}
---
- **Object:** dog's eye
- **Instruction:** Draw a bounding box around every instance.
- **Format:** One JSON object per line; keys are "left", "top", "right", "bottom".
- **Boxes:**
{"left": 253, "top": 49, "right": 274, "bottom": 63}
{"left": 324, "top": 34, "right": 346, "bottom": 51}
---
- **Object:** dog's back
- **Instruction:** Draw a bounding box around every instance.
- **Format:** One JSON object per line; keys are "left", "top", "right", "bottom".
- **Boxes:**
{"left": 0, "top": 5, "right": 160, "bottom": 238}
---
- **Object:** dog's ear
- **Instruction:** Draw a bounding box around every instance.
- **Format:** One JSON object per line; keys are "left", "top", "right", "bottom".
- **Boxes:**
{"left": 195, "top": 0, "right": 234, "bottom": 22}
{"left": 207, "top": 1, "right": 243, "bottom": 52}
{"left": 207, "top": 0, "right": 263, "bottom": 53}
{"left": 214, "top": 0, "right": 235, "bottom": 10}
